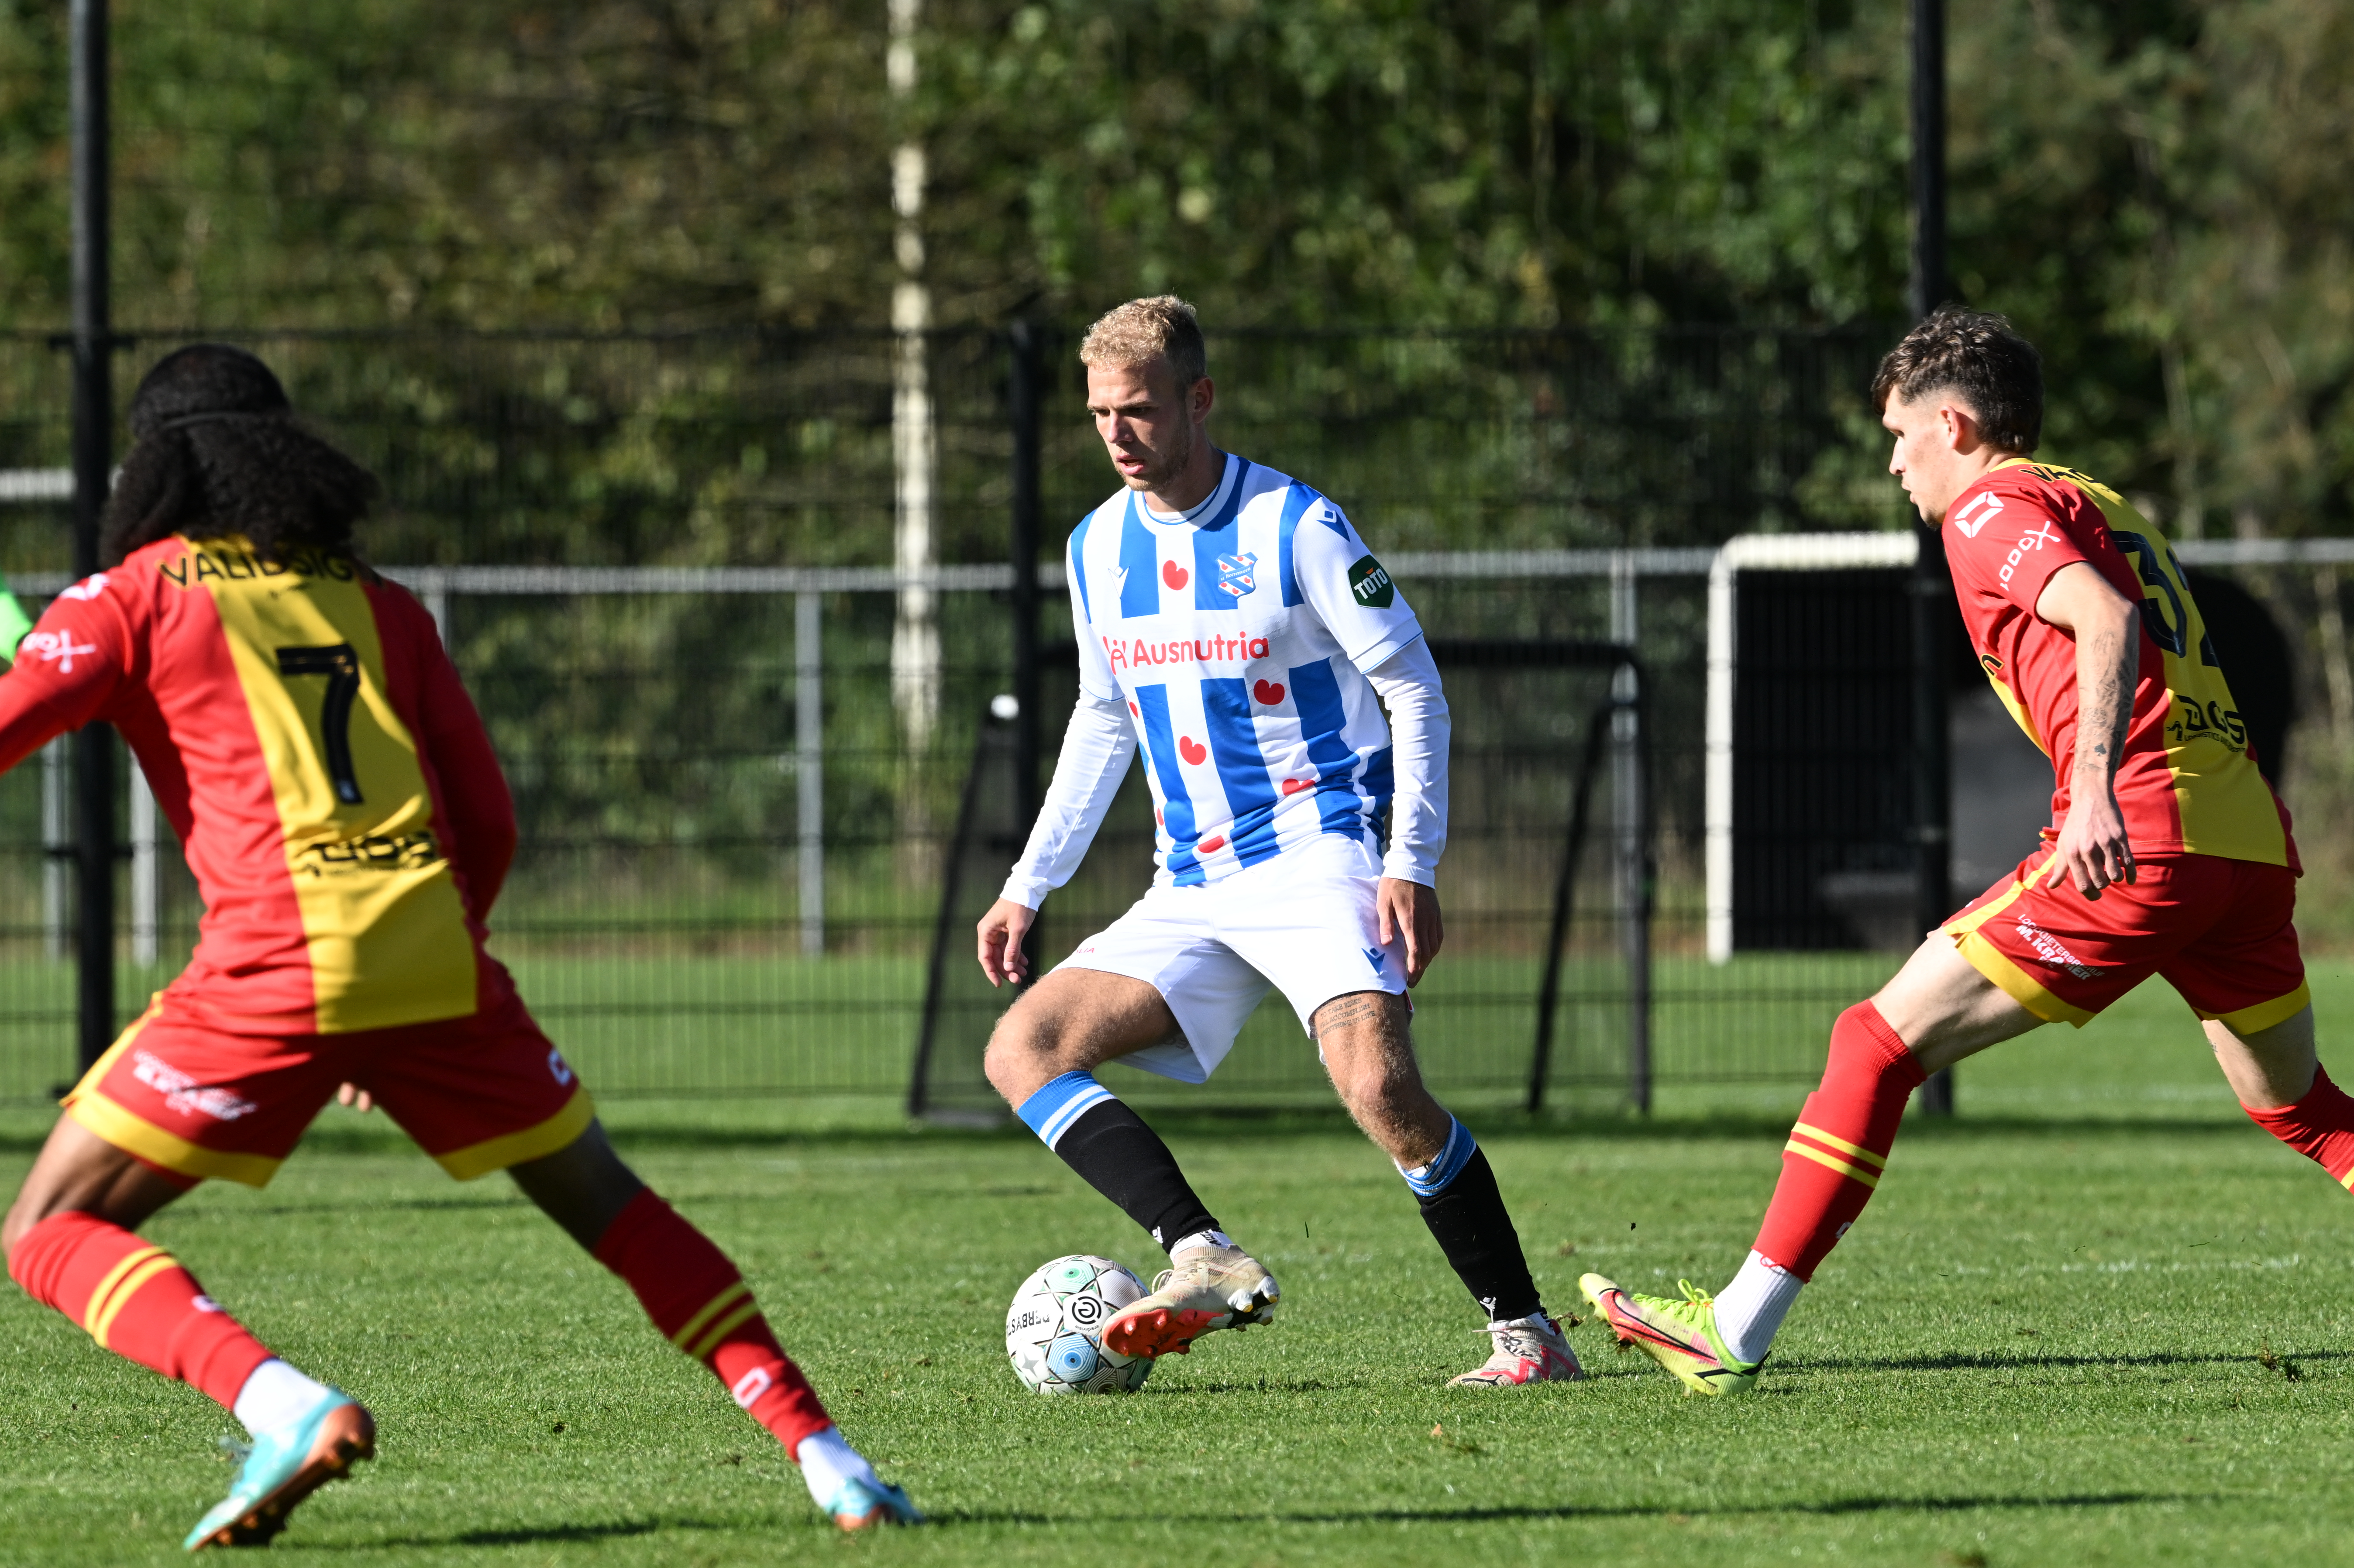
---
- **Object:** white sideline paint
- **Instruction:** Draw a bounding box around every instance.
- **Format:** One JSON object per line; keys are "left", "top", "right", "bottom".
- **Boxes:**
{"left": 1704, "top": 532, "right": 1919, "bottom": 966}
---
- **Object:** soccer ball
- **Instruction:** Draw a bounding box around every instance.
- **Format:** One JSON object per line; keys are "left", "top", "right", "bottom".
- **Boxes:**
{"left": 1005, "top": 1254, "right": 1154, "bottom": 1395}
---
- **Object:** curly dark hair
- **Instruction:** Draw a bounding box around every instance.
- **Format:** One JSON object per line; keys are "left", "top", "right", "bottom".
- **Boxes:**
{"left": 1869, "top": 307, "right": 2044, "bottom": 455}
{"left": 100, "top": 344, "right": 380, "bottom": 569}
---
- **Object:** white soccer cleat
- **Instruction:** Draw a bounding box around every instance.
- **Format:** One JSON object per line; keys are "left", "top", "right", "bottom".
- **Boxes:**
{"left": 1447, "top": 1311, "right": 1584, "bottom": 1386}
{"left": 1099, "top": 1243, "right": 1279, "bottom": 1359}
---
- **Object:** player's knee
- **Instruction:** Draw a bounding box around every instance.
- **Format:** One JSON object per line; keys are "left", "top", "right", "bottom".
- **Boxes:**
{"left": 983, "top": 1003, "right": 1063, "bottom": 1101}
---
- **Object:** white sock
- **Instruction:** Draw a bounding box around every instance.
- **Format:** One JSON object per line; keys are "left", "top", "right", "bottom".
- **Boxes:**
{"left": 230, "top": 1358, "right": 334, "bottom": 1438}
{"left": 795, "top": 1425, "right": 881, "bottom": 1508}
{"left": 1168, "top": 1228, "right": 1236, "bottom": 1257}
{"left": 1712, "top": 1251, "right": 1803, "bottom": 1365}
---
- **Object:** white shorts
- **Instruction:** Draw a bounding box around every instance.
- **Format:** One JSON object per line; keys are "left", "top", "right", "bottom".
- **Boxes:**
{"left": 1055, "top": 834, "right": 1408, "bottom": 1083}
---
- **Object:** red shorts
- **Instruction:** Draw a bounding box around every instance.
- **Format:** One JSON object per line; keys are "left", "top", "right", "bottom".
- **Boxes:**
{"left": 1944, "top": 846, "right": 2307, "bottom": 1031}
{"left": 63, "top": 991, "right": 595, "bottom": 1188}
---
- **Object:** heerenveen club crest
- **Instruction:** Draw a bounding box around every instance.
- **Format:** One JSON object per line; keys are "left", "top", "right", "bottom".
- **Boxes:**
{"left": 1216, "top": 551, "right": 1258, "bottom": 598}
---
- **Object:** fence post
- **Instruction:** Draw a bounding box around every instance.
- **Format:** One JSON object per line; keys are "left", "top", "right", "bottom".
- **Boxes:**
{"left": 70, "top": 0, "right": 115, "bottom": 1072}
{"left": 1007, "top": 320, "right": 1044, "bottom": 973}
{"left": 796, "top": 589, "right": 824, "bottom": 957}
{"left": 418, "top": 567, "right": 452, "bottom": 644}
{"left": 1912, "top": 523, "right": 1955, "bottom": 1116}
{"left": 1609, "top": 557, "right": 1650, "bottom": 1113}
{"left": 42, "top": 739, "right": 66, "bottom": 961}
{"left": 129, "top": 756, "right": 156, "bottom": 966}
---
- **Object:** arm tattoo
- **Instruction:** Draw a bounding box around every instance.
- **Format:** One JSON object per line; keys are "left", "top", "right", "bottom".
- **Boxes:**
{"left": 2075, "top": 619, "right": 2136, "bottom": 782}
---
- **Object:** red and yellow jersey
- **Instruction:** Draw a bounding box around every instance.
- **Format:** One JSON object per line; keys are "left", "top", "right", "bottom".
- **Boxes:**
{"left": 1943, "top": 458, "right": 2295, "bottom": 870}
{"left": 0, "top": 534, "right": 519, "bottom": 1034}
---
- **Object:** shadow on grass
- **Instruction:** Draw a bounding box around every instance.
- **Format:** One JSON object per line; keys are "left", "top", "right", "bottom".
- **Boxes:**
{"left": 945, "top": 1490, "right": 2203, "bottom": 1526}
{"left": 153, "top": 1193, "right": 540, "bottom": 1221}
{"left": 355, "top": 1519, "right": 684, "bottom": 1548}
{"left": 1790, "top": 1348, "right": 2351, "bottom": 1375}
{"left": 578, "top": 1109, "right": 2262, "bottom": 1152}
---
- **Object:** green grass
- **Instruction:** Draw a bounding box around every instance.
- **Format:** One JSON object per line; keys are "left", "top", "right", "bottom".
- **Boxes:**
{"left": 3, "top": 965, "right": 2354, "bottom": 1563}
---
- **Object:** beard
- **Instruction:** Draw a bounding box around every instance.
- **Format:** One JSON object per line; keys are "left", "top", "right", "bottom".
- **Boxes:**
{"left": 1124, "top": 416, "right": 1194, "bottom": 492}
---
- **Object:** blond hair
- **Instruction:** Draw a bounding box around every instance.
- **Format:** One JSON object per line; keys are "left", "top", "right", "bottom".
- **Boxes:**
{"left": 1078, "top": 296, "right": 1208, "bottom": 386}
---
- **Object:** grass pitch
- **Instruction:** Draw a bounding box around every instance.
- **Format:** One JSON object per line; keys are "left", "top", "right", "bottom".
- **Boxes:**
{"left": 5, "top": 975, "right": 2354, "bottom": 1563}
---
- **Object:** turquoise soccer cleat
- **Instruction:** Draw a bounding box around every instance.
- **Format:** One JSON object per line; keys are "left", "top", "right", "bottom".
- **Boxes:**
{"left": 818, "top": 1474, "right": 925, "bottom": 1530}
{"left": 183, "top": 1392, "right": 375, "bottom": 1551}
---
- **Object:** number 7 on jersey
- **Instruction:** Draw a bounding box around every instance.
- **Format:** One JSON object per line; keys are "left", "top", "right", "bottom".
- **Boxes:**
{"left": 275, "top": 643, "right": 366, "bottom": 805}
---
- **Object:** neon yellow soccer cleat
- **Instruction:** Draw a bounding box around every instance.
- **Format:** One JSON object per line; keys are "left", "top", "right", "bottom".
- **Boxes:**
{"left": 1580, "top": 1273, "right": 1760, "bottom": 1396}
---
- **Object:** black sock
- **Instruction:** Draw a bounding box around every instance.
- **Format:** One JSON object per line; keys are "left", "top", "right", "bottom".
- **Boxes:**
{"left": 1415, "top": 1148, "right": 1543, "bottom": 1322}
{"left": 1048, "top": 1099, "right": 1222, "bottom": 1251}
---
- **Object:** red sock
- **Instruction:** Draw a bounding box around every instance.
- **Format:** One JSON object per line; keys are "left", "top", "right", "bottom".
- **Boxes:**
{"left": 1751, "top": 1001, "right": 1927, "bottom": 1280}
{"left": 2243, "top": 1065, "right": 2354, "bottom": 1189}
{"left": 8, "top": 1211, "right": 273, "bottom": 1410}
{"left": 592, "top": 1189, "right": 831, "bottom": 1453}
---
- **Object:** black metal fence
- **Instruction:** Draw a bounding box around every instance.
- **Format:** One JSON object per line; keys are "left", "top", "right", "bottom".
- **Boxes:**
{"left": 0, "top": 324, "right": 2317, "bottom": 1112}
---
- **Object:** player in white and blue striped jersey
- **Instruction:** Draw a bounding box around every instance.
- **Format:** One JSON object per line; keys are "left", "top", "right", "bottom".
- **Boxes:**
{"left": 974, "top": 298, "right": 1580, "bottom": 1388}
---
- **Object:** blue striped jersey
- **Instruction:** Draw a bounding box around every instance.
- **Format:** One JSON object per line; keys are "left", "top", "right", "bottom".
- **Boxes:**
{"left": 1067, "top": 452, "right": 1424, "bottom": 888}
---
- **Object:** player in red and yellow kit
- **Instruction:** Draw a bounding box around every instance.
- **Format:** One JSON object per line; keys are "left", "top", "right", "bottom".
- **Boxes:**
{"left": 1586, "top": 309, "right": 2351, "bottom": 1396}
{"left": 0, "top": 347, "right": 919, "bottom": 1544}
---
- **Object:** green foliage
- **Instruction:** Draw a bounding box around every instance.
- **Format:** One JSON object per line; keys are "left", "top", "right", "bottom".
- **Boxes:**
{"left": 1, "top": 4, "right": 2352, "bottom": 538}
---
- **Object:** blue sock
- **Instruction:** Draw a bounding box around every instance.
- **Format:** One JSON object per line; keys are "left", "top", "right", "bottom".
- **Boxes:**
{"left": 1015, "top": 1071, "right": 1118, "bottom": 1149}
{"left": 1015, "top": 1072, "right": 1221, "bottom": 1249}
{"left": 1400, "top": 1115, "right": 1542, "bottom": 1320}
{"left": 1397, "top": 1115, "right": 1477, "bottom": 1196}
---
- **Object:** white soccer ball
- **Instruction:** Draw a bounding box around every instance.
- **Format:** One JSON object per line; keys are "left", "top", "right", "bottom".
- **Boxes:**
{"left": 1005, "top": 1254, "right": 1154, "bottom": 1395}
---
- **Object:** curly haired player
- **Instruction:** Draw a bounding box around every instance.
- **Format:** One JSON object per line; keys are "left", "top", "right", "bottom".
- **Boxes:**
{"left": 0, "top": 346, "right": 919, "bottom": 1546}
{"left": 1584, "top": 309, "right": 2320, "bottom": 1394}
{"left": 974, "top": 298, "right": 1576, "bottom": 1388}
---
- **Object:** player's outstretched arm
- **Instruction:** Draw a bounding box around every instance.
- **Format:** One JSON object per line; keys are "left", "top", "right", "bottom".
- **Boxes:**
{"left": 2036, "top": 561, "right": 2141, "bottom": 897}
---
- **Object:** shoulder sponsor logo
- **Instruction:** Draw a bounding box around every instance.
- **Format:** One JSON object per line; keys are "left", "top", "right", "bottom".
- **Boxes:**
{"left": 1348, "top": 554, "right": 1394, "bottom": 608}
{"left": 1951, "top": 492, "right": 2004, "bottom": 539}
{"left": 59, "top": 573, "right": 109, "bottom": 602}
{"left": 1216, "top": 550, "right": 1259, "bottom": 598}
{"left": 1997, "top": 521, "right": 2062, "bottom": 588}
{"left": 20, "top": 629, "right": 97, "bottom": 673}
{"left": 131, "top": 1049, "right": 258, "bottom": 1122}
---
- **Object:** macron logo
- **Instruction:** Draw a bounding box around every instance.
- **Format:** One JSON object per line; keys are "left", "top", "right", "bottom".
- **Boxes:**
{"left": 1951, "top": 492, "right": 2005, "bottom": 539}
